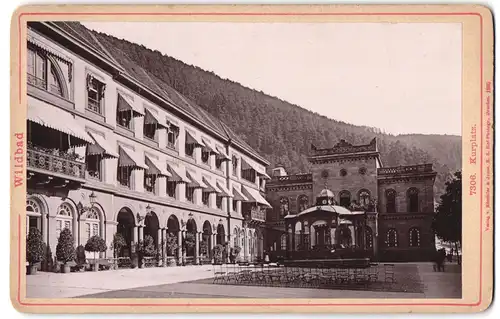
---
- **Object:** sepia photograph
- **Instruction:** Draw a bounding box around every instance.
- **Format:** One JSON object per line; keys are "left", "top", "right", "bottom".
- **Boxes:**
{"left": 10, "top": 4, "right": 493, "bottom": 314}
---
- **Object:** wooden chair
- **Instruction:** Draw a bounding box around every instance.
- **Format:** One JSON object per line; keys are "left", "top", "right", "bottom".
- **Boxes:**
{"left": 384, "top": 264, "right": 395, "bottom": 283}
{"left": 225, "top": 263, "right": 240, "bottom": 284}
{"left": 368, "top": 265, "right": 379, "bottom": 282}
{"left": 213, "top": 264, "right": 227, "bottom": 284}
{"left": 336, "top": 268, "right": 350, "bottom": 284}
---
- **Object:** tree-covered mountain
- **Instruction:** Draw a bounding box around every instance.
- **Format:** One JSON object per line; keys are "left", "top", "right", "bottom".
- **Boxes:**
{"left": 90, "top": 29, "right": 461, "bottom": 201}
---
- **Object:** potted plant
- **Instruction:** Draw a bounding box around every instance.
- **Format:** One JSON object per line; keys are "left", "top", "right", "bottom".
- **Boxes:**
{"left": 85, "top": 235, "right": 107, "bottom": 271}
{"left": 56, "top": 228, "right": 76, "bottom": 273}
{"left": 212, "top": 244, "right": 224, "bottom": 265}
{"left": 111, "top": 232, "right": 127, "bottom": 259}
{"left": 182, "top": 233, "right": 196, "bottom": 265}
{"left": 200, "top": 240, "right": 208, "bottom": 256}
{"left": 166, "top": 233, "right": 179, "bottom": 266}
{"left": 222, "top": 242, "right": 229, "bottom": 263}
{"left": 141, "top": 235, "right": 157, "bottom": 268}
{"left": 75, "top": 245, "right": 87, "bottom": 271}
{"left": 231, "top": 245, "right": 242, "bottom": 264}
{"left": 43, "top": 244, "right": 54, "bottom": 272}
{"left": 199, "top": 240, "right": 208, "bottom": 264}
{"left": 159, "top": 239, "right": 166, "bottom": 267}
{"left": 26, "top": 228, "right": 45, "bottom": 275}
{"left": 135, "top": 240, "right": 144, "bottom": 268}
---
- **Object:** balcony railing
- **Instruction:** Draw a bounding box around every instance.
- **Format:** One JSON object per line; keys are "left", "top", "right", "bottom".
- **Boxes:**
{"left": 347, "top": 200, "right": 377, "bottom": 213}
{"left": 378, "top": 164, "right": 433, "bottom": 176}
{"left": 49, "top": 84, "right": 63, "bottom": 96}
{"left": 270, "top": 173, "right": 312, "bottom": 184}
{"left": 27, "top": 73, "right": 47, "bottom": 90}
{"left": 27, "top": 74, "right": 64, "bottom": 98}
{"left": 27, "top": 146, "right": 86, "bottom": 180}
{"left": 87, "top": 98, "right": 102, "bottom": 114}
{"left": 245, "top": 206, "right": 266, "bottom": 222}
{"left": 87, "top": 170, "right": 101, "bottom": 181}
{"left": 167, "top": 141, "right": 176, "bottom": 150}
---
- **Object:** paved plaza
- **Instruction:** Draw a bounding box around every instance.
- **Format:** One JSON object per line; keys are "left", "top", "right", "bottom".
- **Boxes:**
{"left": 26, "top": 262, "right": 461, "bottom": 299}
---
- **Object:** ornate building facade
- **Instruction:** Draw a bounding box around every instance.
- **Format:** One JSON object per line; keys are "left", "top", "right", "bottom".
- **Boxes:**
{"left": 25, "top": 21, "right": 271, "bottom": 267}
{"left": 265, "top": 138, "right": 437, "bottom": 262}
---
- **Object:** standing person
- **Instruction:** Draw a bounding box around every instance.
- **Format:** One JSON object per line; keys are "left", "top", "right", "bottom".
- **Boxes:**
{"left": 439, "top": 248, "right": 446, "bottom": 272}
{"left": 433, "top": 249, "right": 440, "bottom": 271}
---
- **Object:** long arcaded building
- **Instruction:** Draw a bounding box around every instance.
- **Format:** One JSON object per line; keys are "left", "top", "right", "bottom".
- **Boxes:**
{"left": 25, "top": 21, "right": 271, "bottom": 266}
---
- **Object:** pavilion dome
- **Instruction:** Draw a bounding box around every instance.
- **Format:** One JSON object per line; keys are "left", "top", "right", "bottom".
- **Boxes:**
{"left": 315, "top": 188, "right": 335, "bottom": 206}
{"left": 318, "top": 189, "right": 334, "bottom": 198}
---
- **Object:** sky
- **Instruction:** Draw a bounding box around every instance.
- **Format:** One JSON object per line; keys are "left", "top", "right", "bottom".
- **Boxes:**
{"left": 83, "top": 22, "right": 462, "bottom": 136}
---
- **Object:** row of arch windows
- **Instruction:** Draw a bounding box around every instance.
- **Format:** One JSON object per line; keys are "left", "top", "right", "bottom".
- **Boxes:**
{"left": 278, "top": 187, "right": 421, "bottom": 216}
{"left": 385, "top": 187, "right": 419, "bottom": 213}
{"left": 278, "top": 189, "right": 373, "bottom": 216}
{"left": 385, "top": 227, "right": 421, "bottom": 248}
{"left": 26, "top": 199, "right": 102, "bottom": 243}
{"left": 232, "top": 228, "right": 263, "bottom": 257}
{"left": 279, "top": 226, "right": 375, "bottom": 250}
{"left": 279, "top": 195, "right": 309, "bottom": 216}
{"left": 338, "top": 189, "right": 371, "bottom": 208}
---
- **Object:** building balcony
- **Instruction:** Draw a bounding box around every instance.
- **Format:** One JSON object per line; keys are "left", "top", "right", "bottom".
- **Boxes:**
{"left": 87, "top": 98, "right": 101, "bottom": 114}
{"left": 27, "top": 145, "right": 86, "bottom": 187}
{"left": 348, "top": 200, "right": 377, "bottom": 213}
{"left": 268, "top": 173, "right": 313, "bottom": 185}
{"left": 27, "top": 73, "right": 47, "bottom": 90}
{"left": 378, "top": 164, "right": 433, "bottom": 176}
{"left": 243, "top": 205, "right": 266, "bottom": 225}
{"left": 27, "top": 74, "right": 75, "bottom": 111}
{"left": 27, "top": 74, "right": 65, "bottom": 98}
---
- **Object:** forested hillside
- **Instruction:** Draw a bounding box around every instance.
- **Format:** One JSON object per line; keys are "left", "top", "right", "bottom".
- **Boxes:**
{"left": 91, "top": 29, "right": 461, "bottom": 201}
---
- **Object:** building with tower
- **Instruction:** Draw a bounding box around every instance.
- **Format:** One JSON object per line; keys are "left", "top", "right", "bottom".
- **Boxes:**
{"left": 265, "top": 138, "right": 437, "bottom": 262}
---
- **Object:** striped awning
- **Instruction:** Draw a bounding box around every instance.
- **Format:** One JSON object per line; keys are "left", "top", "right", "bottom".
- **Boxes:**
{"left": 202, "top": 177, "right": 221, "bottom": 193}
{"left": 232, "top": 187, "right": 248, "bottom": 201}
{"left": 241, "top": 185, "right": 272, "bottom": 208}
{"left": 87, "top": 131, "right": 119, "bottom": 158}
{"left": 216, "top": 181, "right": 233, "bottom": 198}
{"left": 27, "top": 97, "right": 93, "bottom": 146}
{"left": 216, "top": 145, "right": 231, "bottom": 161}
{"left": 28, "top": 31, "right": 71, "bottom": 66}
{"left": 117, "top": 92, "right": 144, "bottom": 117}
{"left": 185, "top": 130, "right": 205, "bottom": 147}
{"left": 145, "top": 155, "right": 171, "bottom": 177}
{"left": 118, "top": 146, "right": 148, "bottom": 170}
{"left": 186, "top": 170, "right": 208, "bottom": 188}
{"left": 201, "top": 137, "right": 219, "bottom": 154}
{"left": 166, "top": 163, "right": 191, "bottom": 183}
{"left": 144, "top": 108, "right": 168, "bottom": 129}
{"left": 241, "top": 158, "right": 271, "bottom": 180}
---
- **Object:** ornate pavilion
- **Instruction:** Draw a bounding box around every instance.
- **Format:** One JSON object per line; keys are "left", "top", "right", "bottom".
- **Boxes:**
{"left": 284, "top": 188, "right": 370, "bottom": 261}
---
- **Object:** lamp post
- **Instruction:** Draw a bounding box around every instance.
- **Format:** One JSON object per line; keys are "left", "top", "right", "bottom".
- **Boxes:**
{"left": 77, "top": 191, "right": 97, "bottom": 216}
{"left": 137, "top": 204, "right": 153, "bottom": 224}
{"left": 89, "top": 191, "right": 96, "bottom": 207}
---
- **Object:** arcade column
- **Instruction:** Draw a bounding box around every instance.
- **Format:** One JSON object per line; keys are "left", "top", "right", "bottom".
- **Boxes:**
{"left": 177, "top": 230, "right": 183, "bottom": 265}
{"left": 195, "top": 231, "right": 200, "bottom": 265}
{"left": 349, "top": 225, "right": 356, "bottom": 247}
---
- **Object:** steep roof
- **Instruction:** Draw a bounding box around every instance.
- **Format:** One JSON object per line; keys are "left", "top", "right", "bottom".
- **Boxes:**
{"left": 49, "top": 21, "right": 267, "bottom": 164}
{"left": 51, "top": 22, "right": 117, "bottom": 63}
